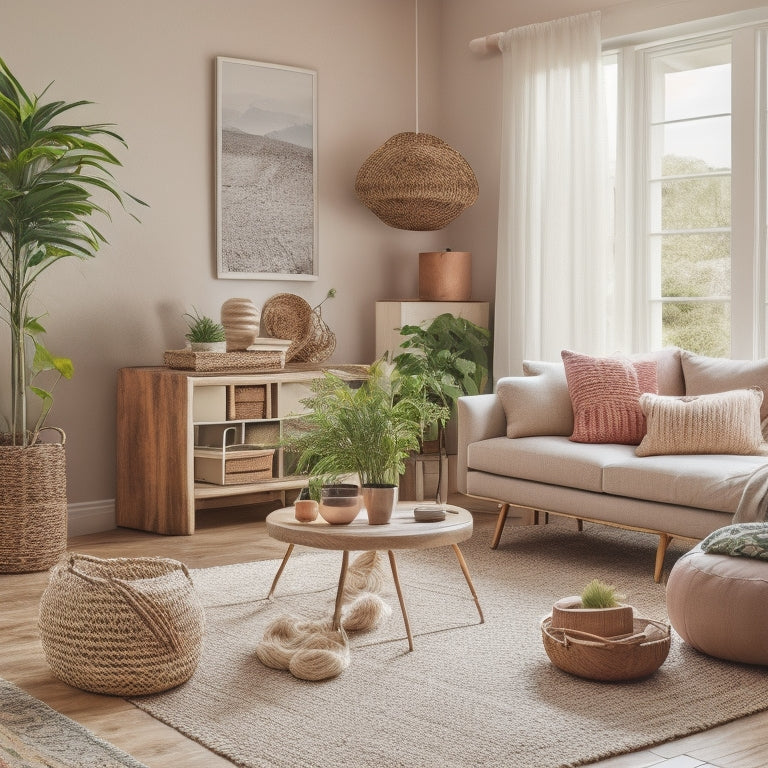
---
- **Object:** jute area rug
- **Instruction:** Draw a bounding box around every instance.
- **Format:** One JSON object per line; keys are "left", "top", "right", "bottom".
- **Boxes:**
{"left": 0, "top": 677, "right": 148, "bottom": 768}
{"left": 131, "top": 523, "right": 768, "bottom": 768}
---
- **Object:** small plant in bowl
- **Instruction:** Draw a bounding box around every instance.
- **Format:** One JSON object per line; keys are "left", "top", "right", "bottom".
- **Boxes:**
{"left": 184, "top": 308, "right": 227, "bottom": 351}
{"left": 551, "top": 579, "right": 633, "bottom": 638}
{"left": 579, "top": 579, "right": 626, "bottom": 609}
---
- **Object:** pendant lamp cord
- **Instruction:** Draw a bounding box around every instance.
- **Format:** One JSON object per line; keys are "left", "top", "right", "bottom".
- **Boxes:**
{"left": 415, "top": 0, "right": 419, "bottom": 134}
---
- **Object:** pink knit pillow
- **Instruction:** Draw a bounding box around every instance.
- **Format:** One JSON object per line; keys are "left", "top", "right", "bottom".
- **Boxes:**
{"left": 561, "top": 350, "right": 658, "bottom": 445}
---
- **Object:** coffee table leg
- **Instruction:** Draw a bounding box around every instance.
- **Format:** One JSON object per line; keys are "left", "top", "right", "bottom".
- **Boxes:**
{"left": 451, "top": 544, "right": 484, "bottom": 624}
{"left": 331, "top": 550, "right": 350, "bottom": 632}
{"left": 387, "top": 550, "right": 414, "bottom": 652}
{"left": 267, "top": 543, "right": 294, "bottom": 599}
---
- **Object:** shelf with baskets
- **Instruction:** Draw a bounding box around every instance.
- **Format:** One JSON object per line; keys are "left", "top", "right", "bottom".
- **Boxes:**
{"left": 116, "top": 364, "right": 366, "bottom": 535}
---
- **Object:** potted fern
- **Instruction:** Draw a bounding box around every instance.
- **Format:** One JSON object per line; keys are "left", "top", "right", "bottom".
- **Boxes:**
{"left": 0, "top": 58, "right": 142, "bottom": 571}
{"left": 184, "top": 308, "right": 227, "bottom": 352}
{"left": 282, "top": 361, "right": 448, "bottom": 524}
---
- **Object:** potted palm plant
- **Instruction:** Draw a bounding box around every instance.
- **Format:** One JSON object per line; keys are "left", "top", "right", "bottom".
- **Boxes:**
{"left": 282, "top": 361, "right": 448, "bottom": 525}
{"left": 0, "top": 58, "right": 142, "bottom": 572}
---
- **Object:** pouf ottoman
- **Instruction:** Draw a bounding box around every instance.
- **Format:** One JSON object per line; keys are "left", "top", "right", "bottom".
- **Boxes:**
{"left": 667, "top": 525, "right": 768, "bottom": 665}
{"left": 39, "top": 553, "right": 205, "bottom": 695}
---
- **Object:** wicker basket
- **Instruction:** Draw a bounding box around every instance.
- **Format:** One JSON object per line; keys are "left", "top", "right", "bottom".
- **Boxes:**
{"left": 39, "top": 554, "right": 205, "bottom": 696}
{"left": 0, "top": 432, "right": 67, "bottom": 573}
{"left": 293, "top": 308, "right": 336, "bottom": 363}
{"left": 164, "top": 348, "right": 284, "bottom": 372}
{"left": 260, "top": 293, "right": 314, "bottom": 362}
{"left": 541, "top": 616, "right": 671, "bottom": 682}
{"left": 354, "top": 132, "right": 479, "bottom": 231}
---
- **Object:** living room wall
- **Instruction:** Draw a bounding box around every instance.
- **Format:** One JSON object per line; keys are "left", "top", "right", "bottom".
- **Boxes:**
{"left": 0, "top": 0, "right": 451, "bottom": 525}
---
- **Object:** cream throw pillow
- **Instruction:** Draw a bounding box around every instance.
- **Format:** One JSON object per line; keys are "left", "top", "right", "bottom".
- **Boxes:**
{"left": 636, "top": 389, "right": 768, "bottom": 457}
{"left": 497, "top": 361, "right": 573, "bottom": 438}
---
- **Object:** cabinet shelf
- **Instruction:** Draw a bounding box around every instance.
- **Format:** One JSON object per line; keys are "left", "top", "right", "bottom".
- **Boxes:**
{"left": 116, "top": 364, "right": 366, "bottom": 534}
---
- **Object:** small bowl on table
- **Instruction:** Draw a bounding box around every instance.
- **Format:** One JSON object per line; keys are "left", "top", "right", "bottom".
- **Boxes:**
{"left": 318, "top": 484, "right": 362, "bottom": 525}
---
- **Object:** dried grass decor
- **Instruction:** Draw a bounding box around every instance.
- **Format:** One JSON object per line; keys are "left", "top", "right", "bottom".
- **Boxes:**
{"left": 0, "top": 429, "right": 67, "bottom": 573}
{"left": 39, "top": 554, "right": 205, "bottom": 696}
{"left": 354, "top": 131, "right": 479, "bottom": 231}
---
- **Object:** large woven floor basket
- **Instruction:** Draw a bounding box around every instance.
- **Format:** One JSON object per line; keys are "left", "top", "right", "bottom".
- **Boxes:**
{"left": 0, "top": 440, "right": 67, "bottom": 573}
{"left": 541, "top": 616, "right": 671, "bottom": 682}
{"left": 39, "top": 554, "right": 205, "bottom": 696}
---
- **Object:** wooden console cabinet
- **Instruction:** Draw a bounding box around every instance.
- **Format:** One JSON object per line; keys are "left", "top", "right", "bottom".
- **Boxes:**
{"left": 116, "top": 364, "right": 364, "bottom": 535}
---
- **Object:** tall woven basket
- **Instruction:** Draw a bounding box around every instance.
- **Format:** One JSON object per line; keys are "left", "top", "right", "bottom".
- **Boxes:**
{"left": 0, "top": 433, "right": 67, "bottom": 573}
{"left": 39, "top": 554, "right": 205, "bottom": 696}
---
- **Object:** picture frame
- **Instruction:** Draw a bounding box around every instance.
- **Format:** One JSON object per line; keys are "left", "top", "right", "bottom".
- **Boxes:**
{"left": 216, "top": 57, "right": 318, "bottom": 280}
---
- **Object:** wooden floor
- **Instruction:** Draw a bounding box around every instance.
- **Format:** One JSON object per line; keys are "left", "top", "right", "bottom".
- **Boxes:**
{"left": 1, "top": 497, "right": 766, "bottom": 768}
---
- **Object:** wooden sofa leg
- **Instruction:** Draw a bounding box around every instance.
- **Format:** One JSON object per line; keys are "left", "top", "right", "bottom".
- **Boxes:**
{"left": 491, "top": 503, "right": 510, "bottom": 549}
{"left": 654, "top": 534, "right": 672, "bottom": 583}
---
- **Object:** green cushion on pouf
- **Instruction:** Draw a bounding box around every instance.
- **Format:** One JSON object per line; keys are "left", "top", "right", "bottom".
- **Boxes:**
{"left": 700, "top": 522, "right": 768, "bottom": 560}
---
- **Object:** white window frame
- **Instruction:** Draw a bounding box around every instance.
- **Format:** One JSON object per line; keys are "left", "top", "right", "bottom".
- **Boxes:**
{"left": 609, "top": 18, "right": 768, "bottom": 359}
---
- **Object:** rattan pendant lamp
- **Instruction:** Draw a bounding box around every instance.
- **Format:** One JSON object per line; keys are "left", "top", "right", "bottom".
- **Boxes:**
{"left": 354, "top": 1, "right": 478, "bottom": 231}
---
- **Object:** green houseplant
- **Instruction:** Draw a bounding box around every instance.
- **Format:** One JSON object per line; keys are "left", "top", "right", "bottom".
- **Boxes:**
{"left": 551, "top": 580, "right": 633, "bottom": 638}
{"left": 282, "top": 361, "right": 449, "bottom": 524}
{"left": 0, "top": 58, "right": 141, "bottom": 571}
{"left": 391, "top": 312, "right": 490, "bottom": 499}
{"left": 184, "top": 307, "right": 226, "bottom": 351}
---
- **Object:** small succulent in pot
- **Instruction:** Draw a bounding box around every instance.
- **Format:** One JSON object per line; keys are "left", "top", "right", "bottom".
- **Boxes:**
{"left": 579, "top": 579, "right": 626, "bottom": 609}
{"left": 184, "top": 308, "right": 227, "bottom": 351}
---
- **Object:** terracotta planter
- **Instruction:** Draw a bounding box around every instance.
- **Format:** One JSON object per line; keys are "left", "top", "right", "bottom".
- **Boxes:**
{"left": 550, "top": 597, "right": 634, "bottom": 638}
{"left": 418, "top": 251, "right": 472, "bottom": 301}
{"left": 0, "top": 440, "right": 67, "bottom": 573}
{"left": 362, "top": 484, "right": 398, "bottom": 525}
{"left": 294, "top": 499, "right": 319, "bottom": 522}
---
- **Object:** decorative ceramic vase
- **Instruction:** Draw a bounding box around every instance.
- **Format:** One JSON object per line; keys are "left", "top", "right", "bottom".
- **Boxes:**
{"left": 318, "top": 484, "right": 362, "bottom": 525}
{"left": 362, "top": 484, "right": 398, "bottom": 525}
{"left": 221, "top": 298, "right": 261, "bottom": 351}
{"left": 294, "top": 499, "right": 319, "bottom": 523}
{"left": 550, "top": 597, "right": 634, "bottom": 638}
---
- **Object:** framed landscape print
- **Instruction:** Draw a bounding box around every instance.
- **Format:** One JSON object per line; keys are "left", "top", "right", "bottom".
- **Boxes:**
{"left": 216, "top": 57, "right": 318, "bottom": 280}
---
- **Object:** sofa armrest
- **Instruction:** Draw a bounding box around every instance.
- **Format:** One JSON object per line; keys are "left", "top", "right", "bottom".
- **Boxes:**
{"left": 456, "top": 394, "right": 507, "bottom": 494}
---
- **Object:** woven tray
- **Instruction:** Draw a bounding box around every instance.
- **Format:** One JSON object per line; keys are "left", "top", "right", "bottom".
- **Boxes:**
{"left": 164, "top": 349, "right": 284, "bottom": 372}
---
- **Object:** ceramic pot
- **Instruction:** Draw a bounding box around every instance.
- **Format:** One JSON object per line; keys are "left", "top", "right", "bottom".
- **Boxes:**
{"left": 221, "top": 298, "right": 261, "bottom": 351}
{"left": 294, "top": 499, "right": 319, "bottom": 522}
{"left": 362, "top": 484, "right": 398, "bottom": 525}
{"left": 418, "top": 251, "right": 471, "bottom": 301}
{"left": 550, "top": 597, "right": 634, "bottom": 638}
{"left": 318, "top": 484, "right": 362, "bottom": 525}
{"left": 190, "top": 341, "right": 227, "bottom": 352}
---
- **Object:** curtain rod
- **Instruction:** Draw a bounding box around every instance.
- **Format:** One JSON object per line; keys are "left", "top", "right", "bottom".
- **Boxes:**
{"left": 468, "top": 32, "right": 503, "bottom": 54}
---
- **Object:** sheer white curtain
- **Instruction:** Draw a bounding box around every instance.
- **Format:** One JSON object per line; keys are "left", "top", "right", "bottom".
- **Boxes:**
{"left": 494, "top": 11, "right": 610, "bottom": 378}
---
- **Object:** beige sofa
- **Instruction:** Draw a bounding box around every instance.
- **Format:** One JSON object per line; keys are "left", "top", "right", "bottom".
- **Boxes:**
{"left": 457, "top": 348, "right": 768, "bottom": 581}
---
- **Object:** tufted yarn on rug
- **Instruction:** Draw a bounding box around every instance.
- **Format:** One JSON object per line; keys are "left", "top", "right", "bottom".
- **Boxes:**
{"left": 256, "top": 551, "right": 391, "bottom": 681}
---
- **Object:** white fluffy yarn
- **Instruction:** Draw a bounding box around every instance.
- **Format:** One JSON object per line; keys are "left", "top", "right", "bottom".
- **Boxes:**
{"left": 256, "top": 551, "right": 391, "bottom": 681}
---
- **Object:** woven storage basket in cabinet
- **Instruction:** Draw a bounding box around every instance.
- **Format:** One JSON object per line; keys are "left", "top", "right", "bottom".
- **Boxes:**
{"left": 194, "top": 445, "right": 275, "bottom": 484}
{"left": 541, "top": 616, "right": 671, "bottom": 682}
{"left": 0, "top": 439, "right": 67, "bottom": 573}
{"left": 227, "top": 384, "right": 267, "bottom": 419}
{"left": 39, "top": 554, "right": 205, "bottom": 696}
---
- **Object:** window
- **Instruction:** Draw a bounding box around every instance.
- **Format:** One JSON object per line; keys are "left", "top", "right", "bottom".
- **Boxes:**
{"left": 608, "top": 21, "right": 767, "bottom": 359}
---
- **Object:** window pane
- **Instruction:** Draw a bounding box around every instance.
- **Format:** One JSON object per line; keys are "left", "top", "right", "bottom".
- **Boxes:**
{"left": 651, "top": 45, "right": 731, "bottom": 122}
{"left": 661, "top": 301, "right": 730, "bottom": 357}
{"left": 653, "top": 176, "right": 730, "bottom": 230}
{"left": 658, "top": 232, "right": 730, "bottom": 298}
{"left": 652, "top": 116, "right": 731, "bottom": 175}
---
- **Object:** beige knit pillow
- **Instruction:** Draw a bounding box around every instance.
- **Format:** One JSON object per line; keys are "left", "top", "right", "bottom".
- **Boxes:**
{"left": 635, "top": 389, "right": 768, "bottom": 457}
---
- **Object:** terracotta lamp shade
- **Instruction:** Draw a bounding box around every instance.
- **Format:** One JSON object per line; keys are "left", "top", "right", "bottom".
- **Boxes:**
{"left": 354, "top": 132, "right": 479, "bottom": 231}
{"left": 419, "top": 251, "right": 472, "bottom": 301}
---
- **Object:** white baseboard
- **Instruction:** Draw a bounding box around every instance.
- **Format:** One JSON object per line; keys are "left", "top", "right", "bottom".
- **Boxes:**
{"left": 68, "top": 499, "right": 115, "bottom": 537}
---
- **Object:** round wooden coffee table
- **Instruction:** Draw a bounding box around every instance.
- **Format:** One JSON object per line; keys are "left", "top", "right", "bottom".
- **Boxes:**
{"left": 265, "top": 502, "right": 484, "bottom": 651}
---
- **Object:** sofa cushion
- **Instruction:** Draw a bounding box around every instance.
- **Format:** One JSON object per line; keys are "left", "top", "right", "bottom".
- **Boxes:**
{"left": 635, "top": 389, "right": 768, "bottom": 457}
{"left": 466, "top": 435, "right": 634, "bottom": 493}
{"left": 497, "top": 361, "right": 573, "bottom": 438}
{"left": 700, "top": 522, "right": 768, "bottom": 560}
{"left": 630, "top": 347, "right": 684, "bottom": 396}
{"left": 602, "top": 453, "right": 768, "bottom": 514}
{"left": 681, "top": 350, "right": 768, "bottom": 423}
{"left": 562, "top": 350, "right": 657, "bottom": 445}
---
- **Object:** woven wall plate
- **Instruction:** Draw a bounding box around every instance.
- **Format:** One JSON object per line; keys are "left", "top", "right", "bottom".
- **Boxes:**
{"left": 260, "top": 293, "right": 313, "bottom": 361}
{"left": 354, "top": 131, "right": 479, "bottom": 231}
